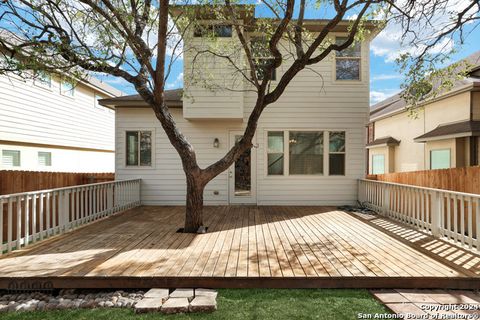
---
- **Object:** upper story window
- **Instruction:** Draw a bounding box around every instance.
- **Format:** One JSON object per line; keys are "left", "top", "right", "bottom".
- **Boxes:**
{"left": 2, "top": 150, "right": 20, "bottom": 167}
{"left": 35, "top": 71, "right": 52, "bottom": 88}
{"left": 61, "top": 79, "right": 75, "bottom": 97}
{"left": 126, "top": 131, "right": 152, "bottom": 167}
{"left": 335, "top": 37, "right": 361, "bottom": 81}
{"left": 251, "top": 37, "right": 276, "bottom": 81}
{"left": 193, "top": 24, "right": 232, "bottom": 37}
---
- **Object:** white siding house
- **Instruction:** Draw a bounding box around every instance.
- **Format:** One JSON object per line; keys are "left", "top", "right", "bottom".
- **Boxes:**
{"left": 101, "top": 7, "right": 378, "bottom": 205}
{"left": 0, "top": 73, "right": 123, "bottom": 172}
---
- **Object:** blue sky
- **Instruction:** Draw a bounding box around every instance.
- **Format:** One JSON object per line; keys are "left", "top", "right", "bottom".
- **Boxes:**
{"left": 99, "top": 5, "right": 480, "bottom": 107}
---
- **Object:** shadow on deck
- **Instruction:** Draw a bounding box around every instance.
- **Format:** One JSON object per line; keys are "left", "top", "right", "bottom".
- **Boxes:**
{"left": 0, "top": 206, "right": 480, "bottom": 289}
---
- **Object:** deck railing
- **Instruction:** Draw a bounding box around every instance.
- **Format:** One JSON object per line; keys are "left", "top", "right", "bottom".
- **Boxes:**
{"left": 0, "top": 179, "right": 141, "bottom": 255}
{"left": 359, "top": 179, "right": 480, "bottom": 250}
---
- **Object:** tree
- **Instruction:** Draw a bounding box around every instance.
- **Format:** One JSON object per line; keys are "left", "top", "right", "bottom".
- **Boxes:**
{"left": 0, "top": 0, "right": 478, "bottom": 233}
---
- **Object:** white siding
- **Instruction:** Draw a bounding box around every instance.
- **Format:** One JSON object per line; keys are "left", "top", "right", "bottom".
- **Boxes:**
{"left": 0, "top": 144, "right": 114, "bottom": 172}
{"left": 115, "top": 32, "right": 370, "bottom": 205}
{"left": 0, "top": 75, "right": 115, "bottom": 151}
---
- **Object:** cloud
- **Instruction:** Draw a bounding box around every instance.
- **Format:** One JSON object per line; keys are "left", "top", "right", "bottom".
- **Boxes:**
{"left": 370, "top": 89, "right": 401, "bottom": 105}
{"left": 165, "top": 72, "right": 183, "bottom": 89}
{"left": 371, "top": 0, "right": 475, "bottom": 63}
{"left": 371, "top": 74, "right": 403, "bottom": 81}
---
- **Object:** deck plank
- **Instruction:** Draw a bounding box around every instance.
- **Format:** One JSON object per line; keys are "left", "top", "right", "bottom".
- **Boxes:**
{"left": 0, "top": 205, "right": 472, "bottom": 288}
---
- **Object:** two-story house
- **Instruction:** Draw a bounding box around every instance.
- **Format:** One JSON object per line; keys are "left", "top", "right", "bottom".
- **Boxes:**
{"left": 0, "top": 72, "right": 123, "bottom": 173}
{"left": 367, "top": 51, "right": 480, "bottom": 174}
{"left": 100, "top": 5, "right": 379, "bottom": 205}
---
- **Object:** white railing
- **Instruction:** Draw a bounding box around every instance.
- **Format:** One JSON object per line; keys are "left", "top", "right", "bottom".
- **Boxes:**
{"left": 359, "top": 179, "right": 480, "bottom": 250}
{"left": 0, "top": 179, "right": 141, "bottom": 255}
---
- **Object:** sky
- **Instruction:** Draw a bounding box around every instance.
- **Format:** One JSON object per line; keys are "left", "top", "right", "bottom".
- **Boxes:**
{"left": 97, "top": 5, "right": 480, "bottom": 107}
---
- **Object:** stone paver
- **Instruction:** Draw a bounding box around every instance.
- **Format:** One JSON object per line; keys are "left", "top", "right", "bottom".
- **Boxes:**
{"left": 371, "top": 290, "right": 409, "bottom": 303}
{"left": 134, "top": 298, "right": 163, "bottom": 314}
{"left": 395, "top": 290, "right": 438, "bottom": 303}
{"left": 373, "top": 289, "right": 480, "bottom": 319}
{"left": 386, "top": 303, "right": 427, "bottom": 316}
{"left": 161, "top": 298, "right": 189, "bottom": 314}
{"left": 195, "top": 288, "right": 218, "bottom": 299}
{"left": 189, "top": 296, "right": 217, "bottom": 313}
{"left": 170, "top": 289, "right": 195, "bottom": 301}
{"left": 144, "top": 288, "right": 170, "bottom": 302}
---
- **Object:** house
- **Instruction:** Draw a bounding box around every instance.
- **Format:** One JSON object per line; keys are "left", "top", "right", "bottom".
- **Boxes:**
{"left": 0, "top": 72, "right": 123, "bottom": 173}
{"left": 100, "top": 6, "right": 379, "bottom": 206}
{"left": 367, "top": 51, "right": 480, "bottom": 174}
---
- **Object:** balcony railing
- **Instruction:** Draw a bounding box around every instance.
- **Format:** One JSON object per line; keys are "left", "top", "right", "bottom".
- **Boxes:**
{"left": 359, "top": 179, "right": 480, "bottom": 250}
{"left": 0, "top": 179, "right": 141, "bottom": 255}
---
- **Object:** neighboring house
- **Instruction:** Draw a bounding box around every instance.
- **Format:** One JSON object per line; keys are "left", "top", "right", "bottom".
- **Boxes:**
{"left": 0, "top": 72, "right": 123, "bottom": 172}
{"left": 100, "top": 6, "right": 379, "bottom": 206}
{"left": 367, "top": 51, "right": 480, "bottom": 174}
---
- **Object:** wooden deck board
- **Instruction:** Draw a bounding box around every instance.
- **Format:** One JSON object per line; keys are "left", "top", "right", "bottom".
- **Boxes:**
{"left": 0, "top": 205, "right": 477, "bottom": 289}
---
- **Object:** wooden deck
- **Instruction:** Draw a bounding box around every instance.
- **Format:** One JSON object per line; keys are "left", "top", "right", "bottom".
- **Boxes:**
{"left": 1, "top": 206, "right": 480, "bottom": 289}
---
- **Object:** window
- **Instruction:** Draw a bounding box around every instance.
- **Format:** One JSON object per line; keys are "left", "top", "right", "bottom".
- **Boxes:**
{"left": 251, "top": 37, "right": 276, "bottom": 81}
{"left": 35, "top": 71, "right": 52, "bottom": 88}
{"left": 371, "top": 154, "right": 385, "bottom": 174}
{"left": 267, "top": 131, "right": 284, "bottom": 175}
{"left": 335, "top": 37, "right": 361, "bottom": 80}
{"left": 2, "top": 150, "right": 20, "bottom": 167}
{"left": 329, "top": 131, "right": 345, "bottom": 175}
{"left": 289, "top": 131, "right": 324, "bottom": 175}
{"left": 38, "top": 151, "right": 52, "bottom": 166}
{"left": 193, "top": 24, "right": 232, "bottom": 37}
{"left": 126, "top": 131, "right": 152, "bottom": 166}
{"left": 430, "top": 149, "right": 450, "bottom": 170}
{"left": 61, "top": 79, "right": 75, "bottom": 96}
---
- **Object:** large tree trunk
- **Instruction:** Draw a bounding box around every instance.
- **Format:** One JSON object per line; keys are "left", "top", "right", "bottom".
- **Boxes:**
{"left": 184, "top": 174, "right": 205, "bottom": 233}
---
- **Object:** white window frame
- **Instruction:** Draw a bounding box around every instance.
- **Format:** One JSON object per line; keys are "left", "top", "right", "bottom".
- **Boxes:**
{"left": 430, "top": 149, "right": 451, "bottom": 170}
{"left": 124, "top": 129, "right": 155, "bottom": 169}
{"left": 38, "top": 151, "right": 52, "bottom": 167}
{"left": 328, "top": 131, "right": 346, "bottom": 176}
{"left": 264, "top": 129, "right": 347, "bottom": 178}
{"left": 2, "top": 150, "right": 21, "bottom": 167}
{"left": 333, "top": 35, "right": 362, "bottom": 83}
{"left": 371, "top": 154, "right": 385, "bottom": 174}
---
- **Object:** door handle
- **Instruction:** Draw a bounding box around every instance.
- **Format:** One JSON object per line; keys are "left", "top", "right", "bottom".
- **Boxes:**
{"left": 228, "top": 171, "right": 233, "bottom": 178}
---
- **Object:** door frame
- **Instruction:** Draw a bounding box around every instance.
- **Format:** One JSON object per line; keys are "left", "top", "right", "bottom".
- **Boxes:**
{"left": 228, "top": 130, "right": 257, "bottom": 204}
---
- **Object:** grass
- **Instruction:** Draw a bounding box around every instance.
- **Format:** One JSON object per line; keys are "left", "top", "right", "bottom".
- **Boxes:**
{"left": 0, "top": 289, "right": 390, "bottom": 320}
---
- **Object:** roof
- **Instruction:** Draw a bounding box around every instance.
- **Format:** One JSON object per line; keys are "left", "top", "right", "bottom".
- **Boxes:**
{"left": 370, "top": 51, "right": 480, "bottom": 121}
{"left": 99, "top": 88, "right": 183, "bottom": 108}
{"left": 170, "top": 5, "right": 381, "bottom": 33}
{"left": 414, "top": 120, "right": 480, "bottom": 142}
{"left": 366, "top": 136, "right": 400, "bottom": 148}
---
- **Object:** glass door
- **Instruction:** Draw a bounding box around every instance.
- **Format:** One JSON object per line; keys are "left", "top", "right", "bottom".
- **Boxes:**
{"left": 229, "top": 131, "right": 256, "bottom": 204}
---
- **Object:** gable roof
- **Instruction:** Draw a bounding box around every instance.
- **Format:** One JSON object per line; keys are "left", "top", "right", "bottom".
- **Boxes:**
{"left": 370, "top": 51, "right": 480, "bottom": 122}
{"left": 99, "top": 88, "right": 183, "bottom": 108}
{"left": 366, "top": 136, "right": 400, "bottom": 148}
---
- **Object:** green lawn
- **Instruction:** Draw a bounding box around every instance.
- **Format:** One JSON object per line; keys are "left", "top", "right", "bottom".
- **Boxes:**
{"left": 0, "top": 289, "right": 390, "bottom": 320}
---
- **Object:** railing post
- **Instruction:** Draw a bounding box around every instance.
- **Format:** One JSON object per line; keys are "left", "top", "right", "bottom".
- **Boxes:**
{"left": 430, "top": 191, "right": 442, "bottom": 237}
{"left": 383, "top": 184, "right": 390, "bottom": 216}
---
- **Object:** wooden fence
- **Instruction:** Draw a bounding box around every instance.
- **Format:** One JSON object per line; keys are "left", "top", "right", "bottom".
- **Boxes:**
{"left": 367, "top": 166, "right": 480, "bottom": 195}
{"left": 0, "top": 171, "right": 114, "bottom": 195}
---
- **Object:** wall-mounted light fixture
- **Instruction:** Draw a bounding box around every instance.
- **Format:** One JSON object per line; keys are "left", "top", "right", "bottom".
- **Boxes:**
{"left": 213, "top": 138, "right": 220, "bottom": 148}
